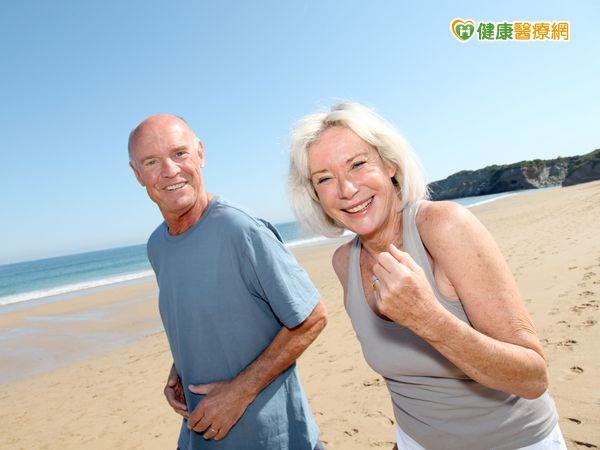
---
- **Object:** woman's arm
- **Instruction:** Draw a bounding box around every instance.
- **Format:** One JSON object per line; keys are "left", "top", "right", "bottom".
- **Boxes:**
{"left": 332, "top": 242, "right": 351, "bottom": 293}
{"left": 372, "top": 201, "right": 548, "bottom": 399}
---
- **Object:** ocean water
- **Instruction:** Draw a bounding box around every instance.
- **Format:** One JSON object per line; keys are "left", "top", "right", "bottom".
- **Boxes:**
{"left": 0, "top": 190, "right": 534, "bottom": 307}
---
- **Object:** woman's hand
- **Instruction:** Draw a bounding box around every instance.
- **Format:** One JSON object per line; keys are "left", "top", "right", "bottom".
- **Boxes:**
{"left": 372, "top": 244, "right": 447, "bottom": 334}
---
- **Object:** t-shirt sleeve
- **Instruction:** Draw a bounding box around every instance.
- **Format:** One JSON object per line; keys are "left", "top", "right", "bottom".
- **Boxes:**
{"left": 242, "top": 222, "right": 320, "bottom": 328}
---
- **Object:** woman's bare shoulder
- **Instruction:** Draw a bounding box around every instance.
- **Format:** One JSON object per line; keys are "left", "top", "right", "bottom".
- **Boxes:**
{"left": 415, "top": 200, "right": 481, "bottom": 256}
{"left": 332, "top": 240, "right": 353, "bottom": 286}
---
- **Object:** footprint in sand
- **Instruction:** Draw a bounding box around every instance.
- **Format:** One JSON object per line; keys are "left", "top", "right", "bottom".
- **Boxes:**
{"left": 365, "top": 410, "right": 394, "bottom": 425}
{"left": 583, "top": 272, "right": 596, "bottom": 281}
{"left": 344, "top": 427, "right": 359, "bottom": 436}
{"left": 567, "top": 417, "right": 582, "bottom": 424}
{"left": 549, "top": 307, "right": 560, "bottom": 315}
{"left": 571, "top": 300, "right": 598, "bottom": 314}
{"left": 570, "top": 366, "right": 584, "bottom": 373}
{"left": 555, "top": 339, "right": 577, "bottom": 348}
{"left": 363, "top": 378, "right": 384, "bottom": 387}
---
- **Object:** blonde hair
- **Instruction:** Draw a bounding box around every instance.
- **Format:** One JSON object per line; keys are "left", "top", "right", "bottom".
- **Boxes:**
{"left": 287, "top": 102, "right": 428, "bottom": 236}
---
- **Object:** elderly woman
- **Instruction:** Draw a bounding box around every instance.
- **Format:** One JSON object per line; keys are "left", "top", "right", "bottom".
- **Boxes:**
{"left": 287, "top": 102, "right": 566, "bottom": 450}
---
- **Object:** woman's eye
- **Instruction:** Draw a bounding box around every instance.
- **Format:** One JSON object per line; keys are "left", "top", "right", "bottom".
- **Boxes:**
{"left": 351, "top": 161, "right": 366, "bottom": 169}
{"left": 316, "top": 176, "right": 332, "bottom": 185}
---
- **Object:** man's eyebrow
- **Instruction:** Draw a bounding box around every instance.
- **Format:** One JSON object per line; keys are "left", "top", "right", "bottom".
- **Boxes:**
{"left": 309, "top": 152, "right": 369, "bottom": 177}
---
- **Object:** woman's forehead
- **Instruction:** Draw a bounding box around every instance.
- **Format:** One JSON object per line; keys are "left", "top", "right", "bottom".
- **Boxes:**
{"left": 309, "top": 127, "right": 377, "bottom": 166}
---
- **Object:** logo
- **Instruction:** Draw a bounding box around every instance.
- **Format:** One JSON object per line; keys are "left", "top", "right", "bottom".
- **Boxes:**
{"left": 451, "top": 19, "right": 475, "bottom": 42}
{"left": 451, "top": 19, "right": 570, "bottom": 42}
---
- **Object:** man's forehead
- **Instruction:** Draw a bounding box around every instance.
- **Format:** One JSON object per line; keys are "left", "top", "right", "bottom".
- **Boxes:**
{"left": 130, "top": 116, "right": 195, "bottom": 153}
{"left": 136, "top": 116, "right": 191, "bottom": 140}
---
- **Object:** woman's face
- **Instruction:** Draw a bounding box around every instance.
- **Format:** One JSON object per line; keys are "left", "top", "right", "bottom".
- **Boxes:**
{"left": 308, "top": 126, "right": 398, "bottom": 238}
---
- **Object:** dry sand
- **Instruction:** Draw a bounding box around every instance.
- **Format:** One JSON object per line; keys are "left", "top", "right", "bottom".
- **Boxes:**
{"left": 1, "top": 181, "right": 598, "bottom": 449}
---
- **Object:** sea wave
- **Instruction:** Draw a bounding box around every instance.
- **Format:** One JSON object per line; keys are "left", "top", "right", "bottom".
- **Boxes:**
{"left": 285, "top": 230, "right": 354, "bottom": 249}
{"left": 0, "top": 270, "right": 155, "bottom": 306}
{"left": 465, "top": 193, "right": 516, "bottom": 208}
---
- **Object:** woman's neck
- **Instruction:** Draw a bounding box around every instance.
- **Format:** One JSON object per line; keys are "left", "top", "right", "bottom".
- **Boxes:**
{"left": 360, "top": 204, "right": 404, "bottom": 257}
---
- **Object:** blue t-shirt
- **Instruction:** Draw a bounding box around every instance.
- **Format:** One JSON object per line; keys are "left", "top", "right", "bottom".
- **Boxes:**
{"left": 147, "top": 197, "right": 320, "bottom": 449}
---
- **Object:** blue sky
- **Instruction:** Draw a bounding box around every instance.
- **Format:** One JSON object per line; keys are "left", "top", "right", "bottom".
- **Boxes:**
{"left": 1, "top": 1, "right": 599, "bottom": 264}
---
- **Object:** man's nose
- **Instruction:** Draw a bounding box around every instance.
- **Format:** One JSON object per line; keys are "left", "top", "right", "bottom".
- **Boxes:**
{"left": 337, "top": 177, "right": 358, "bottom": 199}
{"left": 161, "top": 158, "right": 179, "bottom": 178}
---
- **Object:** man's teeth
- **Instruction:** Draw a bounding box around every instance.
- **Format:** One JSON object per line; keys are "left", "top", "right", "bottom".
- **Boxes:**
{"left": 165, "top": 182, "right": 185, "bottom": 191}
{"left": 346, "top": 198, "right": 372, "bottom": 213}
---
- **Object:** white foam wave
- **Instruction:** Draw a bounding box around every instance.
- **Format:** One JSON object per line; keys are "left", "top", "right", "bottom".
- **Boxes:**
{"left": 285, "top": 230, "right": 354, "bottom": 248}
{"left": 465, "top": 193, "right": 516, "bottom": 208}
{"left": 0, "top": 270, "right": 155, "bottom": 306}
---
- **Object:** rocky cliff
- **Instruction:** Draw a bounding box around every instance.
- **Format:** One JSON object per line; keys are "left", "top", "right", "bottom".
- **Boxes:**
{"left": 428, "top": 149, "right": 600, "bottom": 200}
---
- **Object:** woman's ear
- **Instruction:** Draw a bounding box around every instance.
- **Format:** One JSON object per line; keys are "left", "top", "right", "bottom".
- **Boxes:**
{"left": 384, "top": 161, "right": 397, "bottom": 179}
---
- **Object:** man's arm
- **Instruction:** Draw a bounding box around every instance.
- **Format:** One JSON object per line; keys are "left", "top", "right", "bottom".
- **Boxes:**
{"left": 187, "top": 300, "right": 328, "bottom": 441}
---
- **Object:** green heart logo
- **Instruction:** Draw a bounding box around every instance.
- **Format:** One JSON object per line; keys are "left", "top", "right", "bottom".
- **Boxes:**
{"left": 451, "top": 19, "right": 475, "bottom": 42}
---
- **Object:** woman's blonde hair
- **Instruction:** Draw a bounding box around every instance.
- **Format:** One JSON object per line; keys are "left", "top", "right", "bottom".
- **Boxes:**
{"left": 287, "top": 102, "right": 428, "bottom": 236}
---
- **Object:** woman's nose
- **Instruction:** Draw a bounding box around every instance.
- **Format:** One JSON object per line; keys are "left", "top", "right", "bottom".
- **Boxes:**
{"left": 337, "top": 177, "right": 358, "bottom": 199}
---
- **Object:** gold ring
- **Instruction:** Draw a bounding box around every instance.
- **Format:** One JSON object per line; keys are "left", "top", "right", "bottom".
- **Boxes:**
{"left": 371, "top": 277, "right": 379, "bottom": 290}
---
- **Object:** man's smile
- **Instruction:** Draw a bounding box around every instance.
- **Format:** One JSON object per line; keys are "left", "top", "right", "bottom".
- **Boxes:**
{"left": 164, "top": 182, "right": 187, "bottom": 191}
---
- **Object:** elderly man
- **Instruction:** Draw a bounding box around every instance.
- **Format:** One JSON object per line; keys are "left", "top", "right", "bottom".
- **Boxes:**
{"left": 128, "top": 115, "right": 327, "bottom": 449}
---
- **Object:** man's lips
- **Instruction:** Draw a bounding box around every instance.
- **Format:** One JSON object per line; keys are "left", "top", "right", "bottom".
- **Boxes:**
{"left": 342, "top": 197, "right": 373, "bottom": 214}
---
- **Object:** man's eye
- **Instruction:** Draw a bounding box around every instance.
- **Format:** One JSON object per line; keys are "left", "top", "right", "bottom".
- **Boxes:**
{"left": 351, "top": 161, "right": 366, "bottom": 169}
{"left": 144, "top": 160, "right": 158, "bottom": 166}
{"left": 175, "top": 151, "right": 187, "bottom": 157}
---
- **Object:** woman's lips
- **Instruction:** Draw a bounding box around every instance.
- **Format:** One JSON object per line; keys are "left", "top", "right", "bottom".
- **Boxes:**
{"left": 343, "top": 197, "right": 373, "bottom": 214}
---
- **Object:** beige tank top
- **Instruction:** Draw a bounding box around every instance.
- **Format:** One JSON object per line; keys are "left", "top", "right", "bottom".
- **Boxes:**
{"left": 344, "top": 200, "right": 558, "bottom": 450}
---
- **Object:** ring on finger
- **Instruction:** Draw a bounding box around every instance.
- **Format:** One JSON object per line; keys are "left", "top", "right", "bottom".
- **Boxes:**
{"left": 371, "top": 276, "right": 379, "bottom": 290}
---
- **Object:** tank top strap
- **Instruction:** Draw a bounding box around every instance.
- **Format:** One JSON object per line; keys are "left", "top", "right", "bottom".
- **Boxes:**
{"left": 345, "top": 235, "right": 363, "bottom": 317}
{"left": 403, "top": 201, "right": 470, "bottom": 319}
{"left": 402, "top": 200, "right": 443, "bottom": 297}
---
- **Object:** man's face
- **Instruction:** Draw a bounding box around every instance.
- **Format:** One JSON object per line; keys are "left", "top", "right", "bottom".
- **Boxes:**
{"left": 129, "top": 118, "right": 206, "bottom": 217}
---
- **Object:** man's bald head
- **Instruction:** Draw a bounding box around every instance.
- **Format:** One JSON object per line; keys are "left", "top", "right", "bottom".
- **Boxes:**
{"left": 128, "top": 114, "right": 198, "bottom": 162}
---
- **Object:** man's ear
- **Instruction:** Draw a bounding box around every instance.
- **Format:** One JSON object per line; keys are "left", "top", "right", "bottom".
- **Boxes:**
{"left": 129, "top": 161, "right": 145, "bottom": 187}
{"left": 197, "top": 139, "right": 205, "bottom": 168}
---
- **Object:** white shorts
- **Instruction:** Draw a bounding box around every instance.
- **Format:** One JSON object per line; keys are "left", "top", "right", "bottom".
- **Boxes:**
{"left": 395, "top": 422, "right": 567, "bottom": 449}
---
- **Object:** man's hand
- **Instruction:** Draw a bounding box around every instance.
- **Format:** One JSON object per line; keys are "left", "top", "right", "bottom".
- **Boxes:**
{"left": 185, "top": 301, "right": 327, "bottom": 441}
{"left": 187, "top": 379, "right": 254, "bottom": 441}
{"left": 164, "top": 363, "right": 189, "bottom": 419}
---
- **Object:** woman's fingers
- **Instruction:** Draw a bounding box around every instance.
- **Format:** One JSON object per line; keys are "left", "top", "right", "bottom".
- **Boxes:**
{"left": 389, "top": 244, "right": 420, "bottom": 272}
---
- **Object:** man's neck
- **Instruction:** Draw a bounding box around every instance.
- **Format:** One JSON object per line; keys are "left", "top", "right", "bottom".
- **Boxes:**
{"left": 163, "top": 192, "right": 214, "bottom": 236}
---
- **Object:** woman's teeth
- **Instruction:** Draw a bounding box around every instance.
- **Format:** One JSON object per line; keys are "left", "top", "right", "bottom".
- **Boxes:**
{"left": 346, "top": 198, "right": 372, "bottom": 213}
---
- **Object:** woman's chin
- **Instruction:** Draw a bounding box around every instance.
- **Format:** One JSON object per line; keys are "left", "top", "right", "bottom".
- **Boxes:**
{"left": 341, "top": 219, "right": 379, "bottom": 238}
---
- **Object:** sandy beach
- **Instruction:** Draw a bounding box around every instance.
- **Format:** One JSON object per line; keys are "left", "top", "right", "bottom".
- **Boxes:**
{"left": 1, "top": 181, "right": 598, "bottom": 449}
